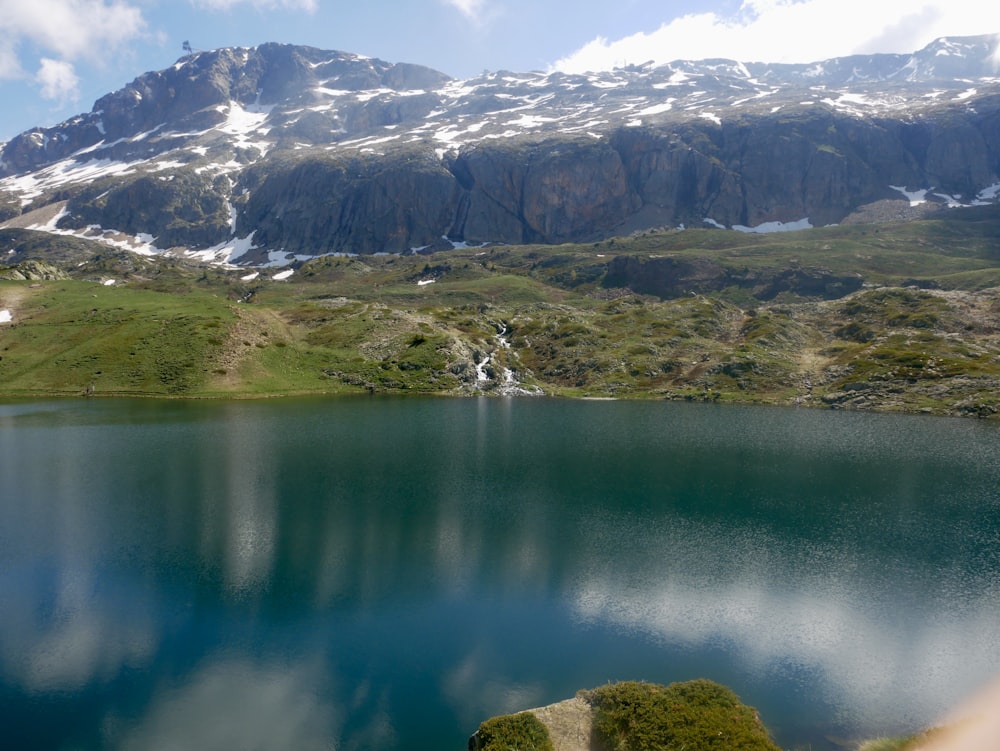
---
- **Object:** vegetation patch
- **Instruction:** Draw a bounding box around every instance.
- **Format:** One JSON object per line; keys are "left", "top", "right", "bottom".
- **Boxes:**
{"left": 472, "top": 712, "right": 554, "bottom": 751}
{"left": 586, "top": 680, "right": 779, "bottom": 751}
{"left": 4, "top": 207, "right": 1000, "bottom": 413}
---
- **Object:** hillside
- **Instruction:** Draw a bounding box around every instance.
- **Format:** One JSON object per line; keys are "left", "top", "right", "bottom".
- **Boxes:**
{"left": 2, "top": 207, "right": 999, "bottom": 416}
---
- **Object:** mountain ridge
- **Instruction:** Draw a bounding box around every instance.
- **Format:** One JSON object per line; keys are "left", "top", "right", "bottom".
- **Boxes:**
{"left": 1, "top": 34, "right": 999, "bottom": 264}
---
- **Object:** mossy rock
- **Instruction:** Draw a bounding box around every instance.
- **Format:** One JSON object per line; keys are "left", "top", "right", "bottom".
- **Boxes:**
{"left": 471, "top": 711, "right": 554, "bottom": 751}
{"left": 587, "top": 679, "right": 779, "bottom": 751}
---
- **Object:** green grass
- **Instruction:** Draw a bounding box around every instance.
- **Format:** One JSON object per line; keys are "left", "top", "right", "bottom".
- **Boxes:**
{"left": 3, "top": 206, "right": 1000, "bottom": 413}
{"left": 0, "top": 280, "right": 235, "bottom": 396}
{"left": 473, "top": 712, "right": 554, "bottom": 751}
{"left": 586, "top": 679, "right": 780, "bottom": 751}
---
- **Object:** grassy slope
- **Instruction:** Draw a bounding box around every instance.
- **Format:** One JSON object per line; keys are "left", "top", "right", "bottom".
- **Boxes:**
{"left": 2, "top": 207, "right": 999, "bottom": 414}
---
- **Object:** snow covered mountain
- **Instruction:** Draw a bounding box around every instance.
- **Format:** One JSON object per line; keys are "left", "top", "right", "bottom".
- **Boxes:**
{"left": 1, "top": 35, "right": 999, "bottom": 266}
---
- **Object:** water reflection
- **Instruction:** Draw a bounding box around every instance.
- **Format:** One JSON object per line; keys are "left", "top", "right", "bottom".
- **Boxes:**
{"left": 1, "top": 398, "right": 999, "bottom": 750}
{"left": 110, "top": 658, "right": 338, "bottom": 751}
{"left": 443, "top": 646, "right": 545, "bottom": 729}
{"left": 200, "top": 405, "right": 280, "bottom": 597}
{"left": 0, "top": 565, "right": 157, "bottom": 695}
{"left": 568, "top": 513, "right": 1000, "bottom": 731}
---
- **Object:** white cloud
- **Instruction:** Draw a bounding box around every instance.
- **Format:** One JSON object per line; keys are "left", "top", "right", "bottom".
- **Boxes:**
{"left": 0, "top": 0, "right": 146, "bottom": 103}
{"left": 441, "top": 0, "right": 488, "bottom": 24}
{"left": 552, "top": 0, "right": 1000, "bottom": 73}
{"left": 0, "top": 38, "right": 22, "bottom": 80}
{"left": 189, "top": 0, "right": 318, "bottom": 10}
{"left": 0, "top": 0, "right": 147, "bottom": 63}
{"left": 36, "top": 58, "right": 80, "bottom": 102}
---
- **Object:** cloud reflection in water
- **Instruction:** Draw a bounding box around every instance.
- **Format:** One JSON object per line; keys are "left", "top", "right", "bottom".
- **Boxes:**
{"left": 111, "top": 659, "right": 339, "bottom": 751}
{"left": 568, "top": 512, "right": 1000, "bottom": 731}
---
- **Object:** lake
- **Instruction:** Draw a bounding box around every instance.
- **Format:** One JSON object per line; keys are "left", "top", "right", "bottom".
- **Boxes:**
{"left": 1, "top": 397, "right": 999, "bottom": 751}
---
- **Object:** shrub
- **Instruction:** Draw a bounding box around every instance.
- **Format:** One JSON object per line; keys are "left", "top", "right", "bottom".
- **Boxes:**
{"left": 588, "top": 679, "right": 779, "bottom": 751}
{"left": 473, "top": 712, "right": 554, "bottom": 751}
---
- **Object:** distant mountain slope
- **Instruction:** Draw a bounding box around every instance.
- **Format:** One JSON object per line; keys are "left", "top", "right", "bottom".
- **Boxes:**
{"left": 1, "top": 35, "right": 999, "bottom": 264}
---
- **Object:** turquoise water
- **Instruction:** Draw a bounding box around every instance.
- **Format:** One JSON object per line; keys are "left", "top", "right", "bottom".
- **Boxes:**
{"left": 1, "top": 397, "right": 999, "bottom": 750}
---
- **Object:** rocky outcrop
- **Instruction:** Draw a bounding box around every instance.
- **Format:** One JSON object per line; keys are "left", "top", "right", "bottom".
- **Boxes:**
{"left": 468, "top": 698, "right": 595, "bottom": 751}
{"left": 603, "top": 254, "right": 863, "bottom": 300}
{"left": 222, "top": 101, "right": 1000, "bottom": 254}
{"left": 18, "top": 99, "right": 1000, "bottom": 255}
{"left": 452, "top": 137, "right": 641, "bottom": 244}
{"left": 59, "top": 171, "right": 233, "bottom": 249}
{"left": 0, "top": 260, "right": 67, "bottom": 280}
{"left": 525, "top": 697, "right": 596, "bottom": 751}
{"left": 237, "top": 149, "right": 462, "bottom": 253}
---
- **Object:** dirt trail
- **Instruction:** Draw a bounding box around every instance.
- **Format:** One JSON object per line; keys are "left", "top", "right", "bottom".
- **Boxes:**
{"left": 210, "top": 305, "right": 295, "bottom": 390}
{"left": 0, "top": 283, "right": 37, "bottom": 323}
{"left": 796, "top": 348, "right": 828, "bottom": 381}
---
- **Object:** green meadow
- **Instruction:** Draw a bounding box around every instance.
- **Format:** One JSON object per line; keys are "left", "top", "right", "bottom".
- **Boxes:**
{"left": 2, "top": 206, "right": 1000, "bottom": 416}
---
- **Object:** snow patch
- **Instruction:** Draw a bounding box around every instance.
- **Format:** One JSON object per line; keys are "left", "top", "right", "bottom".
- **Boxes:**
{"left": 733, "top": 218, "right": 813, "bottom": 233}
{"left": 636, "top": 101, "right": 674, "bottom": 116}
{"left": 703, "top": 218, "right": 726, "bottom": 229}
{"left": 272, "top": 269, "right": 295, "bottom": 281}
{"left": 890, "top": 185, "right": 930, "bottom": 206}
{"left": 149, "top": 160, "right": 186, "bottom": 172}
{"left": 102, "top": 279, "right": 117, "bottom": 286}
{"left": 240, "top": 272, "right": 260, "bottom": 281}
{"left": 442, "top": 236, "right": 487, "bottom": 250}
{"left": 976, "top": 182, "right": 1000, "bottom": 202}
{"left": 189, "top": 232, "right": 259, "bottom": 265}
{"left": 507, "top": 113, "right": 556, "bottom": 128}
{"left": 262, "top": 250, "right": 316, "bottom": 268}
{"left": 216, "top": 99, "right": 274, "bottom": 157}
{"left": 417, "top": 279, "right": 436, "bottom": 286}
{"left": 700, "top": 112, "right": 721, "bottom": 125}
{"left": 933, "top": 192, "right": 964, "bottom": 208}
{"left": 315, "top": 86, "right": 352, "bottom": 97}
{"left": 0, "top": 310, "right": 11, "bottom": 324}
{"left": 3, "top": 157, "right": 139, "bottom": 205}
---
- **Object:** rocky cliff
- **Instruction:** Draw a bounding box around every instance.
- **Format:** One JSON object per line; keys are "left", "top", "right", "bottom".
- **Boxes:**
{"left": 2, "top": 37, "right": 999, "bottom": 261}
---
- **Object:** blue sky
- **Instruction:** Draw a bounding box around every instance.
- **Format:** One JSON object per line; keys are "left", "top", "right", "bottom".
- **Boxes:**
{"left": 0, "top": 0, "right": 998, "bottom": 142}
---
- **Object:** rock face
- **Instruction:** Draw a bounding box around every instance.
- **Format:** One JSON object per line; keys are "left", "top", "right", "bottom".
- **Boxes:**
{"left": 0, "top": 260, "right": 67, "bottom": 281}
{"left": 525, "top": 697, "right": 596, "bottom": 751}
{"left": 2, "top": 37, "right": 1000, "bottom": 260}
{"left": 237, "top": 150, "right": 462, "bottom": 254}
{"left": 452, "top": 137, "right": 641, "bottom": 244}
{"left": 467, "top": 698, "right": 595, "bottom": 751}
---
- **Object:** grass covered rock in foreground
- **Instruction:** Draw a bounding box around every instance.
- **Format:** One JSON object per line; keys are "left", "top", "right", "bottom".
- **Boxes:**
{"left": 587, "top": 680, "right": 779, "bottom": 751}
{"left": 470, "top": 679, "right": 779, "bottom": 751}
{"left": 470, "top": 712, "right": 555, "bottom": 751}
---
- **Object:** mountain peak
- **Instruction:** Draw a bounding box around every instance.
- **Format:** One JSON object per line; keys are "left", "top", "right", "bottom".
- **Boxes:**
{"left": 1, "top": 36, "right": 999, "bottom": 262}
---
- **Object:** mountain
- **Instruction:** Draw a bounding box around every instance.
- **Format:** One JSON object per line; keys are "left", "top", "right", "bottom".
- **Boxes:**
{"left": 1, "top": 36, "right": 999, "bottom": 265}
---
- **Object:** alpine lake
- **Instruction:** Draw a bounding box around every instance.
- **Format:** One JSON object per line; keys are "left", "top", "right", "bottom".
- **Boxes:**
{"left": 2, "top": 396, "right": 999, "bottom": 751}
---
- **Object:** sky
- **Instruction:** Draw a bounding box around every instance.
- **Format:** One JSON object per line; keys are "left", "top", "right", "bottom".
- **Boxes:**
{"left": 0, "top": 0, "right": 999, "bottom": 142}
